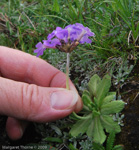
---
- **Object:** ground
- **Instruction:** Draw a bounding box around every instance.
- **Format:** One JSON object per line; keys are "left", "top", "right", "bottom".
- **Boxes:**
{"left": 115, "top": 59, "right": 139, "bottom": 150}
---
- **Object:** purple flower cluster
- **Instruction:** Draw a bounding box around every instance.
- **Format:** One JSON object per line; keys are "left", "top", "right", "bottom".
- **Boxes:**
{"left": 34, "top": 23, "right": 95, "bottom": 57}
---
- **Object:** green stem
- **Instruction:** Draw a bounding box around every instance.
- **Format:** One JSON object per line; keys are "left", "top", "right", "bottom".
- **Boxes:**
{"left": 66, "top": 53, "right": 70, "bottom": 90}
{"left": 72, "top": 112, "right": 91, "bottom": 120}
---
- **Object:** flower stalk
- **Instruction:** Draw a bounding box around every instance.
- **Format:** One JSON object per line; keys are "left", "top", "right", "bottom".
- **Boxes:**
{"left": 66, "top": 53, "right": 70, "bottom": 90}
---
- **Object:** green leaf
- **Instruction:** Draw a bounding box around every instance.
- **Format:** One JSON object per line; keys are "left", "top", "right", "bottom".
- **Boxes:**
{"left": 68, "top": 2, "right": 78, "bottom": 20}
{"left": 100, "top": 115, "right": 121, "bottom": 133}
{"left": 70, "top": 118, "right": 92, "bottom": 137}
{"left": 88, "top": 74, "right": 101, "bottom": 97}
{"left": 6, "top": 21, "right": 13, "bottom": 34}
{"left": 83, "top": 90, "right": 91, "bottom": 97}
{"left": 96, "top": 74, "right": 111, "bottom": 106}
{"left": 86, "top": 120, "right": 94, "bottom": 137}
{"left": 102, "top": 92, "right": 116, "bottom": 105}
{"left": 68, "top": 143, "right": 78, "bottom": 150}
{"left": 43, "top": 137, "right": 62, "bottom": 143}
{"left": 52, "top": 0, "right": 60, "bottom": 12}
{"left": 106, "top": 131, "right": 116, "bottom": 150}
{"left": 112, "top": 145, "right": 124, "bottom": 150}
{"left": 82, "top": 90, "right": 92, "bottom": 104}
{"left": 82, "top": 90, "right": 95, "bottom": 109}
{"left": 50, "top": 124, "right": 62, "bottom": 136}
{"left": 92, "top": 142, "right": 105, "bottom": 150}
{"left": 108, "top": 92, "right": 116, "bottom": 96}
{"left": 101, "top": 101, "right": 125, "bottom": 115}
{"left": 93, "top": 117, "right": 106, "bottom": 144}
{"left": 92, "top": 110, "right": 101, "bottom": 117}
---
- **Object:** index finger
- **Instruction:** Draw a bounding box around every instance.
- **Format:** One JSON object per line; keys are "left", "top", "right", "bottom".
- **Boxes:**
{"left": 0, "top": 46, "right": 65, "bottom": 87}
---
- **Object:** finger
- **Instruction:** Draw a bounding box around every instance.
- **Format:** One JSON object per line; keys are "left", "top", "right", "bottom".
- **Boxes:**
{"left": 0, "top": 77, "right": 79, "bottom": 122}
{"left": 6, "top": 117, "right": 28, "bottom": 140}
{"left": 0, "top": 46, "right": 69, "bottom": 87}
{"left": 0, "top": 46, "right": 82, "bottom": 112}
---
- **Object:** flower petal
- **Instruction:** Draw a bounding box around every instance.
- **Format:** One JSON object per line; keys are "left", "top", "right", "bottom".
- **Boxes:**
{"left": 34, "top": 42, "right": 46, "bottom": 57}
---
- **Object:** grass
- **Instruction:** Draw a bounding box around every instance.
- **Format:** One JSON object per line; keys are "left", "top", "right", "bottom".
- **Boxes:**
{"left": 0, "top": 0, "right": 139, "bottom": 149}
{"left": 0, "top": 0, "right": 138, "bottom": 56}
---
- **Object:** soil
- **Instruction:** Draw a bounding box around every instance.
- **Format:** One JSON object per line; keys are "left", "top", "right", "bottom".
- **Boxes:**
{"left": 0, "top": 60, "right": 139, "bottom": 150}
{"left": 115, "top": 59, "right": 139, "bottom": 150}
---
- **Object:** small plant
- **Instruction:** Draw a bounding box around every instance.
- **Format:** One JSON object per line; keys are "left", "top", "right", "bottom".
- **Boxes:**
{"left": 113, "top": 60, "right": 134, "bottom": 86}
{"left": 79, "top": 137, "right": 93, "bottom": 150}
{"left": 70, "top": 74, "right": 125, "bottom": 144}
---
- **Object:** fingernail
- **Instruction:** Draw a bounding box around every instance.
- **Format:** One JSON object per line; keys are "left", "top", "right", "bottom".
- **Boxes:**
{"left": 51, "top": 90, "right": 78, "bottom": 110}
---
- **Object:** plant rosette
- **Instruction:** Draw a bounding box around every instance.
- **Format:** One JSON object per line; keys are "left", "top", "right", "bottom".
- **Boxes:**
{"left": 70, "top": 74, "right": 125, "bottom": 144}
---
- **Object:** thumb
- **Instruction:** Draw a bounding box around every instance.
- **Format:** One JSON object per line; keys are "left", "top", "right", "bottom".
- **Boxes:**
{"left": 0, "top": 77, "right": 79, "bottom": 122}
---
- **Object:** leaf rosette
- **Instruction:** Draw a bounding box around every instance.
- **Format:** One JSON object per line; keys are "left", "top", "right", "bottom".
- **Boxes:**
{"left": 70, "top": 74, "right": 125, "bottom": 144}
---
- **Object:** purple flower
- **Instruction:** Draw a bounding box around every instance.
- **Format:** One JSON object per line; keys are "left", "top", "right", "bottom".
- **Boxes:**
{"left": 34, "top": 39, "right": 61, "bottom": 57}
{"left": 66, "top": 23, "right": 95, "bottom": 44}
{"left": 34, "top": 23, "right": 95, "bottom": 56}
{"left": 47, "top": 27, "right": 63, "bottom": 39}
{"left": 43, "top": 38, "right": 61, "bottom": 47}
{"left": 34, "top": 42, "right": 46, "bottom": 57}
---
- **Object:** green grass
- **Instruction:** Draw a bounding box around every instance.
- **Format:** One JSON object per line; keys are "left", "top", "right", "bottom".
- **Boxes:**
{"left": 0, "top": 0, "right": 138, "bottom": 149}
{"left": 0, "top": 0, "right": 138, "bottom": 57}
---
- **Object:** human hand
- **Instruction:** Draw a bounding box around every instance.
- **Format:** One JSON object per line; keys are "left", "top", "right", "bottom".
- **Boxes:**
{"left": 0, "top": 46, "right": 82, "bottom": 140}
